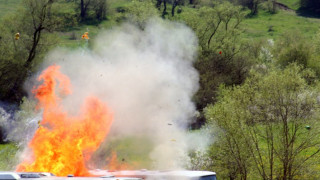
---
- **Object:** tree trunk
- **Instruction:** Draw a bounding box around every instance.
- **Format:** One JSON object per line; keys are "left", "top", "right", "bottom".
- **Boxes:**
{"left": 7, "top": 0, "right": 53, "bottom": 103}
{"left": 171, "top": 0, "right": 178, "bottom": 16}
{"left": 156, "top": 0, "right": 162, "bottom": 9}
{"left": 80, "top": 0, "right": 86, "bottom": 20}
{"left": 162, "top": 0, "right": 167, "bottom": 18}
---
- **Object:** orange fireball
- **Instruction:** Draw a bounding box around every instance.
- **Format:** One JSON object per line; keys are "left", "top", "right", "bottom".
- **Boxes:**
{"left": 82, "top": 32, "right": 89, "bottom": 40}
{"left": 16, "top": 65, "right": 113, "bottom": 177}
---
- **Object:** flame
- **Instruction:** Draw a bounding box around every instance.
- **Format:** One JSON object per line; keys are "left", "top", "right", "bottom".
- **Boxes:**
{"left": 16, "top": 65, "right": 113, "bottom": 176}
{"left": 106, "top": 152, "right": 133, "bottom": 171}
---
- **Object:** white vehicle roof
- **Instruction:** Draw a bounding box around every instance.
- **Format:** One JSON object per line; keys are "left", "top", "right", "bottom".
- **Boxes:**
{"left": 108, "top": 170, "right": 216, "bottom": 179}
{"left": 0, "top": 172, "right": 142, "bottom": 180}
{"left": 159, "top": 171, "right": 216, "bottom": 177}
{"left": 6, "top": 170, "right": 216, "bottom": 180}
{"left": 19, "top": 177, "right": 142, "bottom": 180}
{"left": 0, "top": 172, "right": 21, "bottom": 179}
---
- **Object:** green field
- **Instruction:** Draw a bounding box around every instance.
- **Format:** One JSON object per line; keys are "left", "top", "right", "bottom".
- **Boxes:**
{"left": 91, "top": 136, "right": 154, "bottom": 169}
{"left": 277, "top": 0, "right": 300, "bottom": 10}
{"left": 0, "top": 143, "right": 19, "bottom": 170}
{"left": 0, "top": 0, "right": 21, "bottom": 17}
{"left": 242, "top": 9, "right": 320, "bottom": 39}
{"left": 51, "top": 0, "right": 131, "bottom": 48}
{"left": 1, "top": 0, "right": 320, "bottom": 44}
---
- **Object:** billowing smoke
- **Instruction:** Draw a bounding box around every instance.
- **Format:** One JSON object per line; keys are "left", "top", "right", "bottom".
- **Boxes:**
{"left": 0, "top": 101, "right": 40, "bottom": 170}
{"left": 17, "top": 19, "right": 206, "bottom": 170}
{"left": 0, "top": 101, "right": 40, "bottom": 145}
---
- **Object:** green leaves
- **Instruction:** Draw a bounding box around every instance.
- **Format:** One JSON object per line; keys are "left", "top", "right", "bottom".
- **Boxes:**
{"left": 179, "top": 2, "right": 244, "bottom": 50}
{"left": 115, "top": 0, "right": 160, "bottom": 28}
{"left": 206, "top": 64, "right": 320, "bottom": 179}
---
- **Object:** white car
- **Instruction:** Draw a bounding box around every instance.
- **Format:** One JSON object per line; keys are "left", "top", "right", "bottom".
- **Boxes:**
{"left": 155, "top": 170, "right": 217, "bottom": 180}
{"left": 0, "top": 172, "right": 142, "bottom": 180}
{"left": 0, "top": 172, "right": 21, "bottom": 180}
{"left": 108, "top": 170, "right": 217, "bottom": 180}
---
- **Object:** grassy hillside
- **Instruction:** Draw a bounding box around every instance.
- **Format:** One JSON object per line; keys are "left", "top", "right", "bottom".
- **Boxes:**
{"left": 0, "top": 0, "right": 21, "bottom": 18}
{"left": 242, "top": 10, "right": 320, "bottom": 39}
{"left": 1, "top": 0, "right": 319, "bottom": 44}
{"left": 277, "top": 0, "right": 300, "bottom": 10}
{"left": 0, "top": 143, "right": 19, "bottom": 170}
{"left": 91, "top": 136, "right": 154, "bottom": 169}
{"left": 53, "top": 0, "right": 131, "bottom": 48}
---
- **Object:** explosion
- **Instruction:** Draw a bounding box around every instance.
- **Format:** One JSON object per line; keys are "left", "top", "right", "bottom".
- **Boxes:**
{"left": 16, "top": 65, "right": 113, "bottom": 176}
{"left": 12, "top": 20, "right": 201, "bottom": 176}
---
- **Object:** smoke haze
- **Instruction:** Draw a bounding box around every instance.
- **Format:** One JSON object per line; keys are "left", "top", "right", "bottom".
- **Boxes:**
{"left": 10, "top": 19, "right": 206, "bottom": 170}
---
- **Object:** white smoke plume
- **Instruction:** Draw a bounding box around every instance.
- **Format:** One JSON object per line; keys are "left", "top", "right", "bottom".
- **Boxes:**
{"left": 27, "top": 19, "right": 203, "bottom": 170}
{"left": 0, "top": 100, "right": 40, "bottom": 145}
{"left": 0, "top": 101, "right": 40, "bottom": 170}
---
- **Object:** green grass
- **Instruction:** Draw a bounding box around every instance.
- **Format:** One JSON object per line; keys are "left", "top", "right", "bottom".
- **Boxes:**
{"left": 0, "top": 143, "right": 19, "bottom": 170}
{"left": 54, "top": 0, "right": 132, "bottom": 48}
{"left": 242, "top": 10, "right": 320, "bottom": 40}
{"left": 277, "top": 0, "right": 300, "bottom": 10}
{"left": 0, "top": 0, "right": 22, "bottom": 18}
{"left": 108, "top": 0, "right": 131, "bottom": 10}
{"left": 91, "top": 136, "right": 154, "bottom": 169}
{"left": 1, "top": 0, "right": 320, "bottom": 52}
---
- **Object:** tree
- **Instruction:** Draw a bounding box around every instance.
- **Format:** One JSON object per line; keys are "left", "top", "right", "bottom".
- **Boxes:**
{"left": 155, "top": 0, "right": 185, "bottom": 18}
{"left": 267, "top": 0, "right": 277, "bottom": 14}
{"left": 79, "top": 0, "right": 92, "bottom": 21}
{"left": 178, "top": 2, "right": 253, "bottom": 127}
{"left": 124, "top": 0, "right": 160, "bottom": 28}
{"left": 0, "top": 0, "right": 59, "bottom": 103}
{"left": 237, "top": 0, "right": 260, "bottom": 15}
{"left": 171, "top": 0, "right": 185, "bottom": 16}
{"left": 206, "top": 64, "right": 320, "bottom": 179}
{"left": 156, "top": 0, "right": 168, "bottom": 18}
{"left": 92, "top": 0, "right": 107, "bottom": 21}
{"left": 179, "top": 2, "right": 244, "bottom": 51}
{"left": 274, "top": 32, "right": 312, "bottom": 69}
{"left": 72, "top": 0, "right": 107, "bottom": 22}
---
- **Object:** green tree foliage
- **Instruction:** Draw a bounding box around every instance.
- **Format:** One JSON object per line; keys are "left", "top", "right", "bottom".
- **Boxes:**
{"left": 0, "top": 144, "right": 19, "bottom": 170}
{"left": 206, "top": 64, "right": 320, "bottom": 179}
{"left": 178, "top": 2, "right": 254, "bottom": 126}
{"left": 92, "top": 0, "right": 107, "bottom": 21}
{"left": 0, "top": 0, "right": 59, "bottom": 103}
{"left": 156, "top": 0, "right": 186, "bottom": 17}
{"left": 308, "top": 30, "right": 320, "bottom": 76}
{"left": 79, "top": 0, "right": 91, "bottom": 20}
{"left": 271, "top": 31, "right": 320, "bottom": 83}
{"left": 266, "top": 0, "right": 277, "bottom": 14}
{"left": 274, "top": 32, "right": 311, "bottom": 69}
{"left": 237, "top": 0, "right": 261, "bottom": 15}
{"left": 179, "top": 2, "right": 244, "bottom": 50}
{"left": 76, "top": 0, "right": 108, "bottom": 22}
{"left": 117, "top": 0, "right": 160, "bottom": 28}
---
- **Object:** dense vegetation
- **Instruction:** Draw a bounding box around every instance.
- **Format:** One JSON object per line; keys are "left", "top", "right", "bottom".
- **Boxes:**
{"left": 2, "top": 0, "right": 320, "bottom": 179}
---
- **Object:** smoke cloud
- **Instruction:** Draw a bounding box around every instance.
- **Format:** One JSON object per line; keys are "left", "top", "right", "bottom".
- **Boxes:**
{"left": 21, "top": 19, "right": 203, "bottom": 170}
{"left": 0, "top": 100, "right": 40, "bottom": 145}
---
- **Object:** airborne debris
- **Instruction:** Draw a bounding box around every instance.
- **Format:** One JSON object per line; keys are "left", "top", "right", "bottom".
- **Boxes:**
{"left": 15, "top": 32, "right": 20, "bottom": 40}
{"left": 37, "top": 120, "right": 41, "bottom": 128}
{"left": 82, "top": 32, "right": 89, "bottom": 40}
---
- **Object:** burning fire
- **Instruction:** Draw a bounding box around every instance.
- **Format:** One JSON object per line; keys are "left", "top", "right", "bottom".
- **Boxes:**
{"left": 106, "top": 152, "right": 133, "bottom": 171}
{"left": 16, "top": 65, "right": 113, "bottom": 176}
